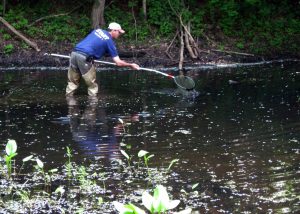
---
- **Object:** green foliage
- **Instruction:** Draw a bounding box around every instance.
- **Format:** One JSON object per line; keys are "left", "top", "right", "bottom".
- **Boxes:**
{"left": 36, "top": 15, "right": 90, "bottom": 42}
{"left": 4, "top": 139, "right": 18, "bottom": 177}
{"left": 142, "top": 185, "right": 180, "bottom": 213}
{"left": 113, "top": 201, "right": 146, "bottom": 214}
{"left": 236, "top": 42, "right": 244, "bottom": 49}
{"left": 4, "top": 7, "right": 29, "bottom": 30}
{"left": 2, "top": 0, "right": 299, "bottom": 55}
{"left": 0, "top": 141, "right": 192, "bottom": 213}
{"left": 3, "top": 33, "right": 11, "bottom": 40}
{"left": 4, "top": 3, "right": 90, "bottom": 43}
{"left": 66, "top": 146, "right": 73, "bottom": 179}
{"left": 4, "top": 44, "right": 14, "bottom": 54}
{"left": 147, "top": 0, "right": 176, "bottom": 36}
{"left": 206, "top": 0, "right": 239, "bottom": 35}
{"left": 114, "top": 185, "right": 192, "bottom": 214}
{"left": 105, "top": 4, "right": 150, "bottom": 41}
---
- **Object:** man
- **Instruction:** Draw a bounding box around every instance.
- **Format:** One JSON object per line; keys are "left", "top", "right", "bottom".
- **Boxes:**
{"left": 66, "top": 22, "right": 140, "bottom": 96}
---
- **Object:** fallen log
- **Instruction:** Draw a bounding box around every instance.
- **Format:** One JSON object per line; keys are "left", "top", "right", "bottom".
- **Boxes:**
{"left": 0, "top": 16, "right": 40, "bottom": 52}
{"left": 211, "top": 49, "right": 255, "bottom": 57}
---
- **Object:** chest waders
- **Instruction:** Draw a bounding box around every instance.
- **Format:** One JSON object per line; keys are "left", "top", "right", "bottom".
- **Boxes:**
{"left": 66, "top": 52, "right": 98, "bottom": 96}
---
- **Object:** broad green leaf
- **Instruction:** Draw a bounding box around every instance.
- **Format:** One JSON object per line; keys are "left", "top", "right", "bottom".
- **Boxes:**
{"left": 49, "top": 168, "right": 58, "bottom": 173}
{"left": 120, "top": 150, "right": 130, "bottom": 160}
{"left": 66, "top": 146, "right": 72, "bottom": 156}
{"left": 153, "top": 185, "right": 169, "bottom": 212}
{"left": 118, "top": 118, "right": 124, "bottom": 124}
{"left": 138, "top": 150, "right": 148, "bottom": 158}
{"left": 5, "top": 139, "right": 17, "bottom": 156}
{"left": 156, "top": 185, "right": 169, "bottom": 202}
{"left": 147, "top": 154, "right": 154, "bottom": 159}
{"left": 192, "top": 183, "right": 199, "bottom": 190}
{"left": 98, "top": 197, "right": 103, "bottom": 205}
{"left": 36, "top": 158, "right": 44, "bottom": 168}
{"left": 167, "top": 200, "right": 180, "bottom": 210}
{"left": 168, "top": 159, "right": 179, "bottom": 170}
{"left": 55, "top": 186, "right": 65, "bottom": 194}
{"left": 113, "top": 201, "right": 133, "bottom": 214}
{"left": 23, "top": 155, "right": 33, "bottom": 162}
{"left": 126, "top": 203, "right": 146, "bottom": 214}
{"left": 142, "top": 191, "right": 154, "bottom": 212}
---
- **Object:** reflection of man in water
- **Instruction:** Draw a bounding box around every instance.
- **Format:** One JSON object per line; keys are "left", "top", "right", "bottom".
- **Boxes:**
{"left": 66, "top": 96, "right": 119, "bottom": 159}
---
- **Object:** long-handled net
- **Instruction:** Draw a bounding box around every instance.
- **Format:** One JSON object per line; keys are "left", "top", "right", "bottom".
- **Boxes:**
{"left": 46, "top": 53, "right": 196, "bottom": 91}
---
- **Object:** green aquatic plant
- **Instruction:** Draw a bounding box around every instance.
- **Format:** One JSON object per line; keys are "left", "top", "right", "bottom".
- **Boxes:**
{"left": 35, "top": 158, "right": 44, "bottom": 173}
{"left": 35, "top": 158, "right": 47, "bottom": 186}
{"left": 138, "top": 150, "right": 154, "bottom": 176}
{"left": 76, "top": 165, "right": 94, "bottom": 192}
{"left": 191, "top": 183, "right": 199, "bottom": 190}
{"left": 113, "top": 201, "right": 146, "bottom": 214}
{"left": 15, "top": 189, "right": 31, "bottom": 203}
{"left": 55, "top": 186, "right": 65, "bottom": 201}
{"left": 5, "top": 139, "right": 18, "bottom": 178}
{"left": 1, "top": 137, "right": 193, "bottom": 213}
{"left": 66, "top": 146, "right": 73, "bottom": 179}
{"left": 0, "top": 156, "right": 3, "bottom": 174}
{"left": 114, "top": 185, "right": 192, "bottom": 214}
{"left": 167, "top": 159, "right": 179, "bottom": 172}
{"left": 142, "top": 185, "right": 180, "bottom": 213}
{"left": 34, "top": 158, "right": 58, "bottom": 191}
{"left": 118, "top": 118, "right": 126, "bottom": 133}
{"left": 120, "top": 149, "right": 132, "bottom": 168}
{"left": 18, "top": 155, "right": 33, "bottom": 175}
{"left": 98, "top": 172, "right": 106, "bottom": 191}
{"left": 97, "top": 197, "right": 103, "bottom": 206}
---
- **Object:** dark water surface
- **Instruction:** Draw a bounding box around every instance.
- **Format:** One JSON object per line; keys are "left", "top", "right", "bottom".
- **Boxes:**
{"left": 0, "top": 61, "right": 299, "bottom": 213}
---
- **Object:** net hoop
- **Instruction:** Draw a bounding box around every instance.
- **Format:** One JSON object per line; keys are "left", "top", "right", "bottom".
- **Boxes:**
{"left": 174, "top": 76, "right": 195, "bottom": 91}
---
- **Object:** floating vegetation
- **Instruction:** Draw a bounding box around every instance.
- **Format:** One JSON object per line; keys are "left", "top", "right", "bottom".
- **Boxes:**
{"left": 0, "top": 139, "right": 192, "bottom": 213}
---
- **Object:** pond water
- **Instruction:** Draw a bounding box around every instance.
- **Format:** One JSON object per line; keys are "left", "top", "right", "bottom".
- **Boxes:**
{"left": 0, "top": 61, "right": 299, "bottom": 213}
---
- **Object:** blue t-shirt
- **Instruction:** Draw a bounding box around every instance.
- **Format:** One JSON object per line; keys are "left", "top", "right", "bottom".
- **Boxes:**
{"left": 74, "top": 29, "right": 118, "bottom": 59}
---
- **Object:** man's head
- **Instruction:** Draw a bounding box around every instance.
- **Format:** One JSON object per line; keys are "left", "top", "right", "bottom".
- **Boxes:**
{"left": 108, "top": 22, "right": 125, "bottom": 38}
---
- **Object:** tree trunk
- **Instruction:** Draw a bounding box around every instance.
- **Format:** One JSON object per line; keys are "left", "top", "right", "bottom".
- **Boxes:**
{"left": 91, "top": 0, "right": 105, "bottom": 29}
{"left": 142, "top": 0, "right": 147, "bottom": 20}
{"left": 2, "top": 0, "right": 6, "bottom": 15}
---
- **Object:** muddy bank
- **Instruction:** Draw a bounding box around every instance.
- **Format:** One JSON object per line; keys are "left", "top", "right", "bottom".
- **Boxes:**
{"left": 1, "top": 40, "right": 298, "bottom": 68}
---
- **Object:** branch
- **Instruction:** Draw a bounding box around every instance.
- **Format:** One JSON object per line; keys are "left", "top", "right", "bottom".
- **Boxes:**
{"left": 0, "top": 16, "right": 40, "bottom": 51}
{"left": 165, "top": 30, "right": 179, "bottom": 60}
{"left": 167, "top": 0, "right": 201, "bottom": 58}
{"left": 178, "top": 27, "right": 184, "bottom": 70}
{"left": 184, "top": 25, "right": 197, "bottom": 59}
{"left": 28, "top": 4, "right": 83, "bottom": 27}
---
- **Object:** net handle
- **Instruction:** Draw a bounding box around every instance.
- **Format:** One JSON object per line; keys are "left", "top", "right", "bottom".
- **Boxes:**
{"left": 46, "top": 53, "right": 174, "bottom": 78}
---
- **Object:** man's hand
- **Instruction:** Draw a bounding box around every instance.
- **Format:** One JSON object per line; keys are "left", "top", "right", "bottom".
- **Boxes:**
{"left": 130, "top": 63, "right": 140, "bottom": 70}
{"left": 113, "top": 56, "right": 140, "bottom": 70}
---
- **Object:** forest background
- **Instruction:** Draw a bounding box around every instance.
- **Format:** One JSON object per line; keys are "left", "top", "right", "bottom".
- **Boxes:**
{"left": 1, "top": 0, "right": 300, "bottom": 65}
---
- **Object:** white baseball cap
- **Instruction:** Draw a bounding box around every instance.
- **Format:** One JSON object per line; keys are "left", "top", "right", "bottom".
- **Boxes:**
{"left": 108, "top": 22, "right": 125, "bottom": 33}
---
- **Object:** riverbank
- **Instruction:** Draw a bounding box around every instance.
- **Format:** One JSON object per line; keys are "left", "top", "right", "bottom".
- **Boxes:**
{"left": 2, "top": 38, "right": 299, "bottom": 69}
